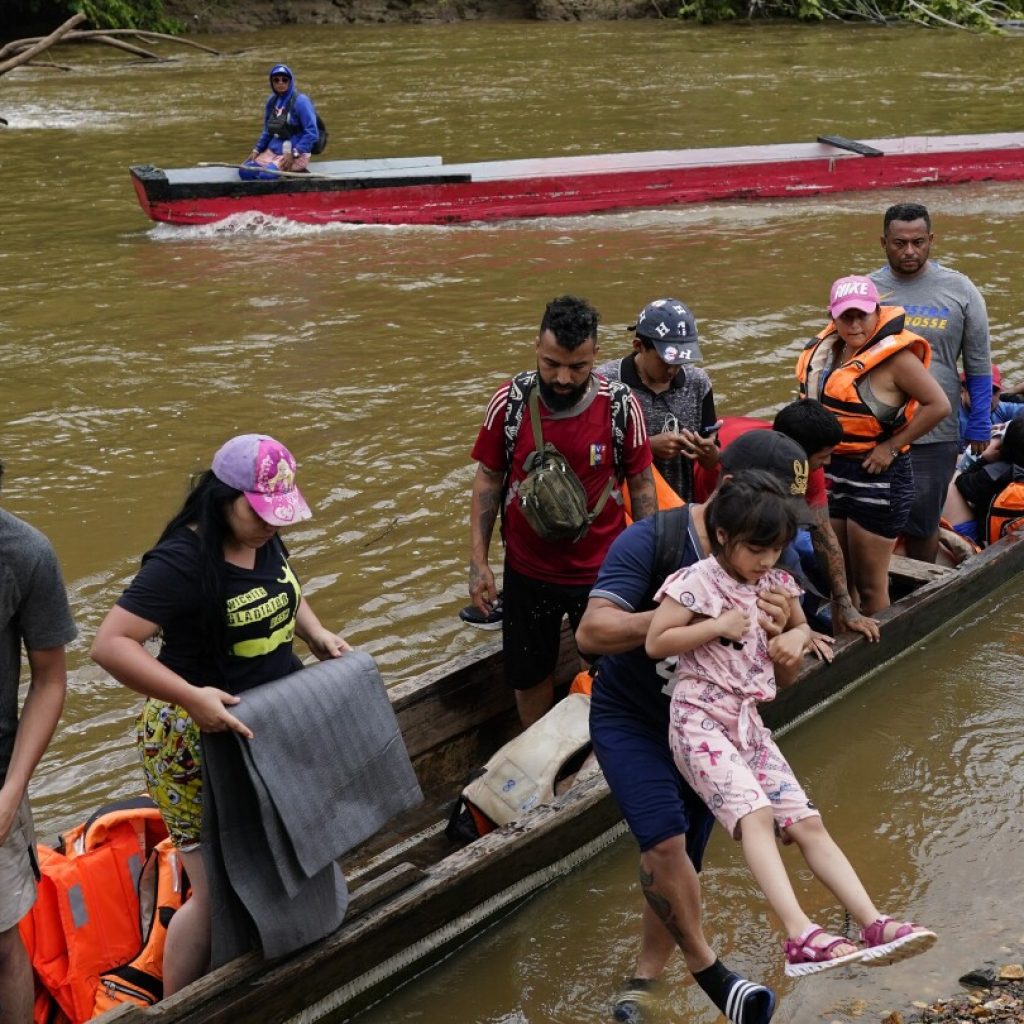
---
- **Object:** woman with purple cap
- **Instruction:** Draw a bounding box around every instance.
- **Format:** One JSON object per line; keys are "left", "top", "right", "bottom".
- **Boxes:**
{"left": 795, "top": 275, "right": 949, "bottom": 614}
{"left": 91, "top": 435, "right": 349, "bottom": 993}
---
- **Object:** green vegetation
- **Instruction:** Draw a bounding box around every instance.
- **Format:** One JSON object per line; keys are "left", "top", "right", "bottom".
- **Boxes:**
{"left": 74, "top": 0, "right": 182, "bottom": 32}
{"left": 6, "top": 0, "right": 181, "bottom": 33}
{"left": 674, "top": 0, "right": 1022, "bottom": 30}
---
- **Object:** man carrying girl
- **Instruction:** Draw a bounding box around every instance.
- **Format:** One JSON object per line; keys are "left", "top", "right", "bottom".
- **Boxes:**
{"left": 646, "top": 471, "right": 936, "bottom": 976}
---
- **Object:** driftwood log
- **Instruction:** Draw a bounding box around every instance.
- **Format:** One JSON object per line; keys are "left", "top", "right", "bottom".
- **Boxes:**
{"left": 0, "top": 12, "right": 85, "bottom": 76}
{"left": 0, "top": 18, "right": 222, "bottom": 76}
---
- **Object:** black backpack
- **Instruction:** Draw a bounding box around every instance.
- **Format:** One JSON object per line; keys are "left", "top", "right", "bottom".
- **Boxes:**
{"left": 278, "top": 93, "right": 328, "bottom": 155}
{"left": 311, "top": 114, "right": 328, "bottom": 155}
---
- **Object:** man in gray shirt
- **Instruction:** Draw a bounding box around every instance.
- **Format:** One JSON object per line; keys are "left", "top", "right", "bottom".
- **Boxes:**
{"left": 597, "top": 298, "right": 720, "bottom": 502}
{"left": 0, "top": 459, "right": 76, "bottom": 1021}
{"left": 870, "top": 202, "right": 992, "bottom": 562}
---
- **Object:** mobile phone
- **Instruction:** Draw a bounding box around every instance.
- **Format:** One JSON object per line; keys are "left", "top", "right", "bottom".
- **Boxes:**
{"left": 698, "top": 423, "right": 721, "bottom": 439}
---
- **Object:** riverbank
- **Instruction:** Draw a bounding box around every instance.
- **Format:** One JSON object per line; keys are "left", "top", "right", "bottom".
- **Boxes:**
{"left": 887, "top": 964, "right": 1024, "bottom": 1023}
{"left": 162, "top": 0, "right": 659, "bottom": 32}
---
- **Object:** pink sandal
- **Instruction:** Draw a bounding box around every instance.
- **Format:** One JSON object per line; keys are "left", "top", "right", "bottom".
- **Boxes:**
{"left": 783, "top": 925, "right": 868, "bottom": 978}
{"left": 859, "top": 916, "right": 937, "bottom": 967}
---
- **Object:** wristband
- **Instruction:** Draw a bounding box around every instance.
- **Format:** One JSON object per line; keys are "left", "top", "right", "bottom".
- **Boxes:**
{"left": 889, "top": 447, "right": 900, "bottom": 459}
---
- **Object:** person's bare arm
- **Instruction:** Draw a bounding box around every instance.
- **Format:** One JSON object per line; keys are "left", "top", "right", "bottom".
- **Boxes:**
{"left": 0, "top": 646, "right": 67, "bottom": 845}
{"left": 626, "top": 465, "right": 657, "bottom": 521}
{"left": 91, "top": 606, "right": 253, "bottom": 739}
{"left": 576, "top": 596, "right": 656, "bottom": 657}
{"left": 807, "top": 505, "right": 880, "bottom": 641}
{"left": 862, "top": 352, "right": 951, "bottom": 473}
{"left": 646, "top": 598, "right": 745, "bottom": 661}
{"left": 768, "top": 598, "right": 813, "bottom": 687}
{"left": 469, "top": 462, "right": 503, "bottom": 614}
{"left": 295, "top": 597, "right": 351, "bottom": 659}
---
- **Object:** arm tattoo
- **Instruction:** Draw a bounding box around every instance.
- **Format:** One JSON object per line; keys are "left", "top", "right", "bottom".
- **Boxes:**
{"left": 627, "top": 466, "right": 658, "bottom": 522}
{"left": 809, "top": 506, "right": 855, "bottom": 610}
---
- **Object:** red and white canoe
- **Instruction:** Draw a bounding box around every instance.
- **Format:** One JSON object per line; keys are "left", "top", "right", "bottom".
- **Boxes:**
{"left": 129, "top": 132, "right": 1024, "bottom": 227}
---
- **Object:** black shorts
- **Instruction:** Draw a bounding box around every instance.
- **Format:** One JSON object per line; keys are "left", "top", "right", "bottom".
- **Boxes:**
{"left": 826, "top": 452, "right": 915, "bottom": 539}
{"left": 904, "top": 441, "right": 959, "bottom": 538}
{"left": 502, "top": 565, "right": 590, "bottom": 690}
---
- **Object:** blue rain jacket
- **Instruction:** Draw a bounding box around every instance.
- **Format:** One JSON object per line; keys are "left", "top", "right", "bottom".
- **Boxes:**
{"left": 254, "top": 64, "right": 319, "bottom": 156}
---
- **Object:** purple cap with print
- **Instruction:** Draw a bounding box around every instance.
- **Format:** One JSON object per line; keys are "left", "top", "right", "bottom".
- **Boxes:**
{"left": 212, "top": 434, "right": 312, "bottom": 527}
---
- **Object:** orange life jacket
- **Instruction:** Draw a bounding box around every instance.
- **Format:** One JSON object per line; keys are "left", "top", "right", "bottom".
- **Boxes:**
{"left": 19, "top": 797, "right": 169, "bottom": 1024}
{"left": 985, "top": 478, "right": 1024, "bottom": 545}
{"left": 621, "top": 463, "right": 683, "bottom": 523}
{"left": 795, "top": 307, "right": 931, "bottom": 456}
{"left": 93, "top": 836, "right": 185, "bottom": 1015}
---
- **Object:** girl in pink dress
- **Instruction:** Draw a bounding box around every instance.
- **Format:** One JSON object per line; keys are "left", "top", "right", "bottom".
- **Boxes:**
{"left": 646, "top": 471, "right": 936, "bottom": 978}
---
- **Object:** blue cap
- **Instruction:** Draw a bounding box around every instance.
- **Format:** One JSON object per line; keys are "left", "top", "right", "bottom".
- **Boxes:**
{"left": 269, "top": 64, "right": 292, "bottom": 80}
{"left": 629, "top": 298, "right": 702, "bottom": 364}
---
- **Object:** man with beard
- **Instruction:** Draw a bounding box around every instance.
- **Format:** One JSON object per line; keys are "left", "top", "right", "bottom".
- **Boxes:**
{"left": 469, "top": 295, "right": 656, "bottom": 727}
{"left": 870, "top": 202, "right": 992, "bottom": 563}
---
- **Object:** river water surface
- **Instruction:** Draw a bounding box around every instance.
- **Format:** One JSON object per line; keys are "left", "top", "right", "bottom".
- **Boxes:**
{"left": 3, "top": 17, "right": 1024, "bottom": 1023}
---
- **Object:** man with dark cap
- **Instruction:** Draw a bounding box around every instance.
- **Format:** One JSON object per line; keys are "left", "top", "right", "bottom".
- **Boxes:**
{"left": 598, "top": 298, "right": 720, "bottom": 502}
{"left": 576, "top": 431, "right": 816, "bottom": 1024}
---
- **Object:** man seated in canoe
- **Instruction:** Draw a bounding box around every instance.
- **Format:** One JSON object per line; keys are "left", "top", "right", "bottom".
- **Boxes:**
{"left": 241, "top": 64, "right": 320, "bottom": 181}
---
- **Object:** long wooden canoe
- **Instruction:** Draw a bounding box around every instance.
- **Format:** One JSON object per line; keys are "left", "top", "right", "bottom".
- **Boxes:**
{"left": 94, "top": 532, "right": 1024, "bottom": 1024}
{"left": 128, "top": 132, "right": 1024, "bottom": 227}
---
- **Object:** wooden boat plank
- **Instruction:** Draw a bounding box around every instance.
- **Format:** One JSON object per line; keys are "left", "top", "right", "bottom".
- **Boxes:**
{"left": 162, "top": 157, "right": 444, "bottom": 186}
{"left": 889, "top": 553, "right": 954, "bottom": 584}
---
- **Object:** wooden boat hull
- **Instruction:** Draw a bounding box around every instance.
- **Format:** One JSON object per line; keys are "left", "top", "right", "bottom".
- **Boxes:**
{"left": 129, "top": 133, "right": 1024, "bottom": 226}
{"left": 93, "top": 530, "right": 1024, "bottom": 1024}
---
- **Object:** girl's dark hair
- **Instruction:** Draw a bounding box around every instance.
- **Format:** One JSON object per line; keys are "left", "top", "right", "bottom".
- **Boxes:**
{"left": 154, "top": 469, "right": 243, "bottom": 672}
{"left": 1000, "top": 417, "right": 1024, "bottom": 466}
{"left": 706, "top": 470, "right": 799, "bottom": 555}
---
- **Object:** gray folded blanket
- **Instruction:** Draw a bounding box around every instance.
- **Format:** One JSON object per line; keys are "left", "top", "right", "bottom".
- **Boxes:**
{"left": 201, "top": 650, "right": 423, "bottom": 965}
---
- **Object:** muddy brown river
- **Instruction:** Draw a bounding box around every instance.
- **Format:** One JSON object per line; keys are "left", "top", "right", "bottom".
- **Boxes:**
{"left": 3, "top": 17, "right": 1024, "bottom": 1022}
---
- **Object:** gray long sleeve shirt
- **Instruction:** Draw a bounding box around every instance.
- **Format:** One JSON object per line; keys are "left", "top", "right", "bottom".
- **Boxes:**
{"left": 870, "top": 261, "right": 990, "bottom": 446}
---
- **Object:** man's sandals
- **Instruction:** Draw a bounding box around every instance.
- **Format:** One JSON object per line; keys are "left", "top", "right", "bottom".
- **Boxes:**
{"left": 785, "top": 918, "right": 936, "bottom": 978}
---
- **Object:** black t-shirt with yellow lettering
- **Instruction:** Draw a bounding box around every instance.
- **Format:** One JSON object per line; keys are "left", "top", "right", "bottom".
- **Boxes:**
{"left": 118, "top": 527, "right": 302, "bottom": 694}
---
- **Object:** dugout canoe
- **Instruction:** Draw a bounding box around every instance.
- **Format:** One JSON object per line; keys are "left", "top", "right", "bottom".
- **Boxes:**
{"left": 127, "top": 132, "right": 1024, "bottom": 227}
{"left": 91, "top": 530, "right": 1024, "bottom": 1024}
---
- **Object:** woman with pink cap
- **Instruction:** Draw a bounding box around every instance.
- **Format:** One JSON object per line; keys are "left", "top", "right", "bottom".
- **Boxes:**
{"left": 795, "top": 275, "right": 949, "bottom": 614}
{"left": 91, "top": 435, "right": 349, "bottom": 993}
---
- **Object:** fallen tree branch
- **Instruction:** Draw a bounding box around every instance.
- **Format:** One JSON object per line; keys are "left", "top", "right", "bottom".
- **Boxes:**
{"left": 0, "top": 12, "right": 85, "bottom": 77}
{"left": 90, "top": 34, "right": 166, "bottom": 60}
{"left": 1, "top": 29, "right": 220, "bottom": 58}
{"left": 902, "top": 0, "right": 985, "bottom": 28}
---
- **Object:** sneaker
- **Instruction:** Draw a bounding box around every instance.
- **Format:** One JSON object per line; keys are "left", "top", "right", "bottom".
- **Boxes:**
{"left": 458, "top": 592, "right": 503, "bottom": 630}
{"left": 612, "top": 977, "right": 657, "bottom": 1023}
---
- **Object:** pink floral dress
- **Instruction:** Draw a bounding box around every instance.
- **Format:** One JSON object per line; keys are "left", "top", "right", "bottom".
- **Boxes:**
{"left": 658, "top": 556, "right": 819, "bottom": 839}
